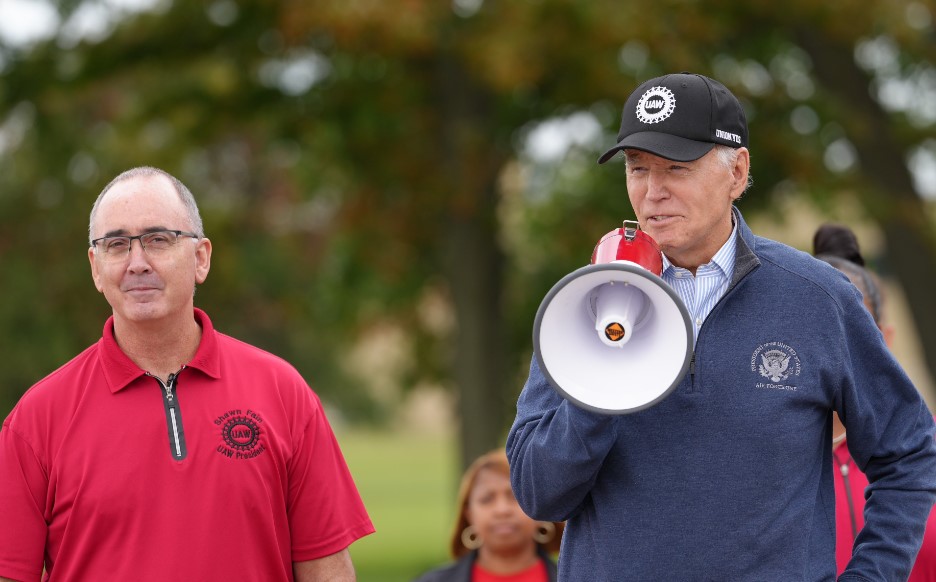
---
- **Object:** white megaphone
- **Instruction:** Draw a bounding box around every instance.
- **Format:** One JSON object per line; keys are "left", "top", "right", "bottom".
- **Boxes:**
{"left": 533, "top": 221, "right": 693, "bottom": 414}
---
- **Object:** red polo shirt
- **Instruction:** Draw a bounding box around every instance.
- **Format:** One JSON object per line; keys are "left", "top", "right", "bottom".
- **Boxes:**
{"left": 835, "top": 438, "right": 936, "bottom": 580}
{"left": 0, "top": 309, "right": 374, "bottom": 581}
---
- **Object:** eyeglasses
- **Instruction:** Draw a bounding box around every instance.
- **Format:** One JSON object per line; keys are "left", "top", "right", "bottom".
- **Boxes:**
{"left": 90, "top": 230, "right": 199, "bottom": 261}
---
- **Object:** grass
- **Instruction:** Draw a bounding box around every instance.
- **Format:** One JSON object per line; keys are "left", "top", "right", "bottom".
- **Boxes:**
{"left": 339, "top": 428, "right": 459, "bottom": 582}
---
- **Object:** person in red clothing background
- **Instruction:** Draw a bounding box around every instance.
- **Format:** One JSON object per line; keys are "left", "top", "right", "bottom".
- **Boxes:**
{"left": 814, "top": 223, "right": 936, "bottom": 580}
{"left": 413, "top": 450, "right": 563, "bottom": 582}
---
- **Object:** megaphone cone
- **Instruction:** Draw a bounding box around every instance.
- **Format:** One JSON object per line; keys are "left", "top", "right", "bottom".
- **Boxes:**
{"left": 533, "top": 222, "right": 693, "bottom": 414}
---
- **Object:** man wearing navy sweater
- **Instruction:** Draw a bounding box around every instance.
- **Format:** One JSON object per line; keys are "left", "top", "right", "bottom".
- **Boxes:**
{"left": 507, "top": 72, "right": 936, "bottom": 581}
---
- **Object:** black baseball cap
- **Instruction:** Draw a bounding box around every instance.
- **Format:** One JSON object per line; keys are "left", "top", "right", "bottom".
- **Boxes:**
{"left": 597, "top": 72, "right": 748, "bottom": 164}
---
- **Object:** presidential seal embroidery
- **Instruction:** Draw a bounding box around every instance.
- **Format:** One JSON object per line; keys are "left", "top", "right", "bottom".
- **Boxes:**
{"left": 759, "top": 350, "right": 791, "bottom": 382}
{"left": 750, "top": 342, "right": 802, "bottom": 391}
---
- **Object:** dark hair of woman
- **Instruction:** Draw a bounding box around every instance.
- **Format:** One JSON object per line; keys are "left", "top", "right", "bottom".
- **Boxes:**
{"left": 813, "top": 223, "right": 883, "bottom": 325}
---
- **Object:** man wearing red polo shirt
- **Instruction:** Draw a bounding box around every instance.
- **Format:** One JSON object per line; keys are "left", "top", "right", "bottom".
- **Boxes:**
{"left": 0, "top": 167, "right": 374, "bottom": 582}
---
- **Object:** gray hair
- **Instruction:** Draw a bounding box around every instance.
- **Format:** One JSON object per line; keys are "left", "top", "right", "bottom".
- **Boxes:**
{"left": 713, "top": 145, "right": 753, "bottom": 194}
{"left": 88, "top": 166, "right": 204, "bottom": 243}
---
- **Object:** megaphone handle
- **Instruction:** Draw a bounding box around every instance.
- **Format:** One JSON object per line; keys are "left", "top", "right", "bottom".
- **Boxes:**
{"left": 623, "top": 220, "right": 639, "bottom": 240}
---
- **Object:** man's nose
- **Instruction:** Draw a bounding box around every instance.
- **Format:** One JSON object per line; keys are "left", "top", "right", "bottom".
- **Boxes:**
{"left": 645, "top": 170, "right": 669, "bottom": 200}
{"left": 126, "top": 239, "right": 152, "bottom": 272}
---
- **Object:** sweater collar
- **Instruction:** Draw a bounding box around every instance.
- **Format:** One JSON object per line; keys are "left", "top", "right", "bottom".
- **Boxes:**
{"left": 98, "top": 307, "right": 222, "bottom": 393}
{"left": 729, "top": 206, "right": 760, "bottom": 288}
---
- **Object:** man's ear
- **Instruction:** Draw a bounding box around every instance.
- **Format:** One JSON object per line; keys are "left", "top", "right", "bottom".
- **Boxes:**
{"left": 729, "top": 147, "right": 750, "bottom": 201}
{"left": 195, "top": 237, "right": 212, "bottom": 284}
{"left": 88, "top": 247, "right": 104, "bottom": 293}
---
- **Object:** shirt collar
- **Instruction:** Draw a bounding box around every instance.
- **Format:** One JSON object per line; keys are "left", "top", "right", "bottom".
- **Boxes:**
{"left": 661, "top": 219, "right": 738, "bottom": 280}
{"left": 99, "top": 307, "right": 222, "bottom": 393}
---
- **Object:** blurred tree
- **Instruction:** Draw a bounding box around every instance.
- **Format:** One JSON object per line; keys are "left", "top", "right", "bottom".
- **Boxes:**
{"left": 0, "top": 0, "right": 933, "bottom": 471}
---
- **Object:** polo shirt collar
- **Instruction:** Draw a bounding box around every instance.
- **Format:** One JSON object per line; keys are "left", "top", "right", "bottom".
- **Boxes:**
{"left": 99, "top": 307, "right": 222, "bottom": 393}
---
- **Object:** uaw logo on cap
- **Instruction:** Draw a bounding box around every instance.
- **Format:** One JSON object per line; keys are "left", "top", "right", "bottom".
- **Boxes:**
{"left": 635, "top": 86, "right": 676, "bottom": 124}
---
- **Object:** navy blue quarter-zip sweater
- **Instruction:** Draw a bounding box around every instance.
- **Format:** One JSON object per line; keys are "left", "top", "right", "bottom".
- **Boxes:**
{"left": 507, "top": 208, "right": 936, "bottom": 581}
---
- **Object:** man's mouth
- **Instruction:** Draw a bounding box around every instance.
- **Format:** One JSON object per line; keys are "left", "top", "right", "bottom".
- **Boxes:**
{"left": 124, "top": 283, "right": 162, "bottom": 293}
{"left": 122, "top": 278, "right": 163, "bottom": 293}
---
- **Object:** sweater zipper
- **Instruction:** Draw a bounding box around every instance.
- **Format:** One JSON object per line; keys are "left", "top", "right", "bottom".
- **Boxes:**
{"left": 683, "top": 213, "right": 760, "bottom": 394}
{"left": 688, "top": 353, "right": 696, "bottom": 392}
{"left": 146, "top": 368, "right": 188, "bottom": 461}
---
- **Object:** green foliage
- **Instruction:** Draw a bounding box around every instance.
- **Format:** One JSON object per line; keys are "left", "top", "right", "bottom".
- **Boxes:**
{"left": 1, "top": 0, "right": 934, "bottom": 461}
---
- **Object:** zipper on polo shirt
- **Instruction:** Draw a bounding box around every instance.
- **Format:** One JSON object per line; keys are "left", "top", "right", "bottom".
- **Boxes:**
{"left": 146, "top": 368, "right": 188, "bottom": 461}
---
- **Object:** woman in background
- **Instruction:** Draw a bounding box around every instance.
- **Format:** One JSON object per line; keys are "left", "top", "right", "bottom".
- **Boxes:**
{"left": 413, "top": 450, "right": 563, "bottom": 582}
{"left": 814, "top": 223, "right": 935, "bottom": 580}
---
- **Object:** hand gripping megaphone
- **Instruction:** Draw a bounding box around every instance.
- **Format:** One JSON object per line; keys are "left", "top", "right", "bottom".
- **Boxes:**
{"left": 533, "top": 221, "right": 694, "bottom": 414}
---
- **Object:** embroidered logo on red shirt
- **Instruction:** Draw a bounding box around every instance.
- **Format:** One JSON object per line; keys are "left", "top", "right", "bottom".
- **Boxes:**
{"left": 215, "top": 410, "right": 266, "bottom": 460}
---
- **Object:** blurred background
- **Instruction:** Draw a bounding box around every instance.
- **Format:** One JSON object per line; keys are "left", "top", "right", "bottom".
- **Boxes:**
{"left": 1, "top": 0, "right": 935, "bottom": 580}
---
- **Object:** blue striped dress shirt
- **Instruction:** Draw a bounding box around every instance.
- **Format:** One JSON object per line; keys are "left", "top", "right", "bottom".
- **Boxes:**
{"left": 661, "top": 223, "right": 738, "bottom": 342}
